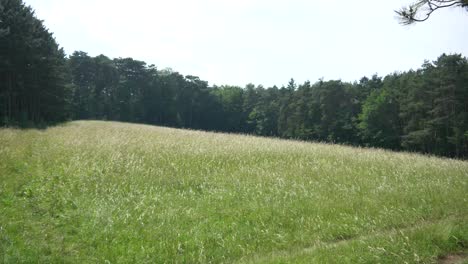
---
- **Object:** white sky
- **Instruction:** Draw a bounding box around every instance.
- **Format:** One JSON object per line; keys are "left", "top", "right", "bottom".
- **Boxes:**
{"left": 24, "top": 0, "right": 468, "bottom": 87}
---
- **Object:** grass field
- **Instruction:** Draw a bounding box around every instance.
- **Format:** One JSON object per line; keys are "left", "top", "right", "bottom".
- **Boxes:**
{"left": 1, "top": 121, "right": 467, "bottom": 263}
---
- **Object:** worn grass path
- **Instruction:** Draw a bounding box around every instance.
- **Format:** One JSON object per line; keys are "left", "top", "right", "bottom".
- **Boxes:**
{"left": 1, "top": 121, "right": 467, "bottom": 263}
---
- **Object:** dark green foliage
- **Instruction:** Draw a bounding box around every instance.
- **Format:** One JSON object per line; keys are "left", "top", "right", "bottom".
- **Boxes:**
{"left": 211, "top": 85, "right": 245, "bottom": 132}
{"left": 247, "top": 86, "right": 280, "bottom": 136}
{"left": 0, "top": 0, "right": 68, "bottom": 126}
{"left": 399, "top": 55, "right": 468, "bottom": 156}
{"left": 359, "top": 78, "right": 402, "bottom": 149}
{"left": 2, "top": 1, "right": 468, "bottom": 158}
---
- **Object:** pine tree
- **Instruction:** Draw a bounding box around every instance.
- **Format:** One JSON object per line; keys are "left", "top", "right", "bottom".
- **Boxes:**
{"left": 0, "top": 0, "right": 68, "bottom": 126}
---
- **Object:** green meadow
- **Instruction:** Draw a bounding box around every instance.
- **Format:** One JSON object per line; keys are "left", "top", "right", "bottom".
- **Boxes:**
{"left": 1, "top": 121, "right": 467, "bottom": 263}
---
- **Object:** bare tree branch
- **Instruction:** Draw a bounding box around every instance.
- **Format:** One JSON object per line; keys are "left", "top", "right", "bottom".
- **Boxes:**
{"left": 396, "top": 0, "right": 468, "bottom": 25}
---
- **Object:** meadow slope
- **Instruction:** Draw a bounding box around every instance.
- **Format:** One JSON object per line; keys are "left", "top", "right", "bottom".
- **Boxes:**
{"left": 1, "top": 121, "right": 467, "bottom": 263}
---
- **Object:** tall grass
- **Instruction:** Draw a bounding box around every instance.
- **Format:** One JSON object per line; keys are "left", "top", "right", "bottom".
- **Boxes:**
{"left": 1, "top": 121, "right": 467, "bottom": 263}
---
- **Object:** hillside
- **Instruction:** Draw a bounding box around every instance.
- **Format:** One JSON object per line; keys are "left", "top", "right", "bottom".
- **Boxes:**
{"left": 0, "top": 121, "right": 467, "bottom": 263}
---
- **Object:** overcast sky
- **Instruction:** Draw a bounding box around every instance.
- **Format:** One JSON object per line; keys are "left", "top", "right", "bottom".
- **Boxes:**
{"left": 24, "top": 0, "right": 468, "bottom": 87}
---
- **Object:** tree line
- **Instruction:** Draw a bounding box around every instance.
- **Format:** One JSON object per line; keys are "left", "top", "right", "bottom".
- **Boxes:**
{"left": 1, "top": 0, "right": 467, "bottom": 158}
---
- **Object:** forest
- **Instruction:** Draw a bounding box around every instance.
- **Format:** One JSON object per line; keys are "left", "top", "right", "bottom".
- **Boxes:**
{"left": 1, "top": 0, "right": 467, "bottom": 158}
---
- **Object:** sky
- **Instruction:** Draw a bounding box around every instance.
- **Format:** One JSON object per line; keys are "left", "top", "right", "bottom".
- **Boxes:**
{"left": 24, "top": 0, "right": 468, "bottom": 87}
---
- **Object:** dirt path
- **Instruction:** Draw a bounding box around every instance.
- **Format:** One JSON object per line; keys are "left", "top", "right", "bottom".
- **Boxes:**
{"left": 240, "top": 215, "right": 467, "bottom": 263}
{"left": 438, "top": 253, "right": 468, "bottom": 264}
